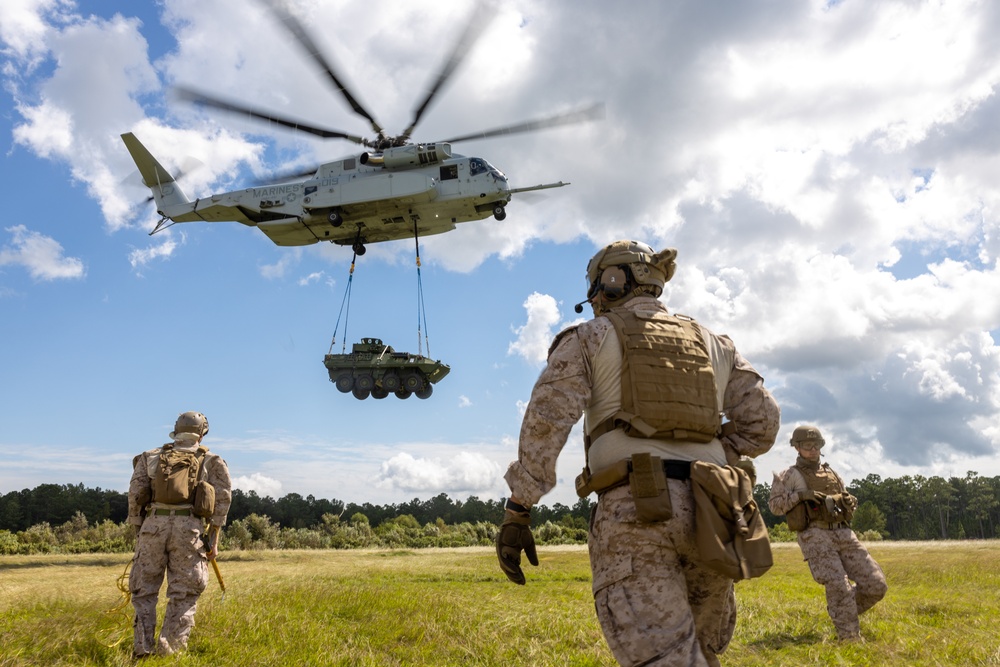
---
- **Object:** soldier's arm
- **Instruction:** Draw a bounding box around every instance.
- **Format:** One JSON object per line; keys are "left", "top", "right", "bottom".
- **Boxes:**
{"left": 768, "top": 468, "right": 806, "bottom": 516}
{"left": 207, "top": 455, "right": 233, "bottom": 527}
{"left": 127, "top": 454, "right": 151, "bottom": 527}
{"left": 504, "top": 329, "right": 591, "bottom": 507}
{"left": 720, "top": 348, "right": 781, "bottom": 458}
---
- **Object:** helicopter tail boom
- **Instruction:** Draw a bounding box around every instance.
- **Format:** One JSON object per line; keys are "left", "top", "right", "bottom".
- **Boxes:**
{"left": 121, "top": 132, "right": 192, "bottom": 212}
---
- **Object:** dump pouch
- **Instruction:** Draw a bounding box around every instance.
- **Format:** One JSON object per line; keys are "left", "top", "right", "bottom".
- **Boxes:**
{"left": 629, "top": 452, "right": 672, "bottom": 522}
{"left": 786, "top": 501, "right": 808, "bottom": 531}
{"left": 690, "top": 461, "right": 773, "bottom": 580}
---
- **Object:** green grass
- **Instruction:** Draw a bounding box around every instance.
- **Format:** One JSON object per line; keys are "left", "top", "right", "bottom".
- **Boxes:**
{"left": 1, "top": 542, "right": 999, "bottom": 666}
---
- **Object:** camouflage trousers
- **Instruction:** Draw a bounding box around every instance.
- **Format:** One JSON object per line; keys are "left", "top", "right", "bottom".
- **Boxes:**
{"left": 797, "top": 526, "right": 887, "bottom": 639}
{"left": 588, "top": 480, "right": 736, "bottom": 667}
{"left": 129, "top": 514, "right": 209, "bottom": 656}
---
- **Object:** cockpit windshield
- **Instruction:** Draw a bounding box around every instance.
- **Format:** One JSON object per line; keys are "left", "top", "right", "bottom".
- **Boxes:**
{"left": 469, "top": 157, "right": 506, "bottom": 181}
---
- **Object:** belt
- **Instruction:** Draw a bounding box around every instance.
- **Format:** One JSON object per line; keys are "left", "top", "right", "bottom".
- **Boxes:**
{"left": 153, "top": 509, "right": 191, "bottom": 516}
{"left": 812, "top": 521, "right": 848, "bottom": 530}
{"left": 577, "top": 458, "right": 692, "bottom": 497}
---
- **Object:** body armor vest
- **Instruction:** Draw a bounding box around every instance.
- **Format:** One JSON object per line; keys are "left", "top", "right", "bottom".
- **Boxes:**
{"left": 791, "top": 460, "right": 853, "bottom": 528}
{"left": 596, "top": 308, "right": 720, "bottom": 443}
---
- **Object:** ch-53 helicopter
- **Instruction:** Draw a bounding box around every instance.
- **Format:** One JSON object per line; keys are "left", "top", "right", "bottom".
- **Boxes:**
{"left": 122, "top": 1, "right": 603, "bottom": 255}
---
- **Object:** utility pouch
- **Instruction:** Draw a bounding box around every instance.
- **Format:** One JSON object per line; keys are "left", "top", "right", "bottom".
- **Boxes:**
{"left": 193, "top": 480, "right": 215, "bottom": 518}
{"left": 786, "top": 502, "right": 808, "bottom": 531}
{"left": 629, "top": 452, "right": 672, "bottom": 522}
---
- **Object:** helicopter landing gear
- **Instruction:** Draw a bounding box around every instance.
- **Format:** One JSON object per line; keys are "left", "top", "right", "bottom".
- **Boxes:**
{"left": 351, "top": 225, "right": 367, "bottom": 255}
{"left": 492, "top": 204, "right": 506, "bottom": 221}
{"left": 328, "top": 210, "right": 344, "bottom": 227}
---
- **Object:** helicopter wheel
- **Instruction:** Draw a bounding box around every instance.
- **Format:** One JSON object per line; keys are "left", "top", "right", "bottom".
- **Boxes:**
{"left": 492, "top": 205, "right": 506, "bottom": 221}
{"left": 328, "top": 210, "right": 343, "bottom": 227}
{"left": 352, "top": 386, "right": 370, "bottom": 400}
{"left": 394, "top": 388, "right": 412, "bottom": 400}
{"left": 382, "top": 373, "right": 401, "bottom": 392}
{"left": 352, "top": 242, "right": 367, "bottom": 255}
{"left": 356, "top": 374, "right": 375, "bottom": 392}
{"left": 334, "top": 372, "right": 354, "bottom": 393}
{"left": 371, "top": 386, "right": 389, "bottom": 399}
{"left": 415, "top": 385, "right": 434, "bottom": 399}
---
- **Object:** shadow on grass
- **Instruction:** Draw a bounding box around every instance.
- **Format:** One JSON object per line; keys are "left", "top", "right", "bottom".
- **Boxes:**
{"left": 746, "top": 630, "right": 825, "bottom": 650}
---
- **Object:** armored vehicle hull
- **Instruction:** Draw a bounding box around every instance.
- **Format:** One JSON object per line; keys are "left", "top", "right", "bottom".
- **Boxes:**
{"left": 324, "top": 337, "right": 450, "bottom": 400}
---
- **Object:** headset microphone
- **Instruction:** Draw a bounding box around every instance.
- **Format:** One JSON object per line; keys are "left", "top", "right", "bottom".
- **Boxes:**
{"left": 573, "top": 300, "right": 588, "bottom": 313}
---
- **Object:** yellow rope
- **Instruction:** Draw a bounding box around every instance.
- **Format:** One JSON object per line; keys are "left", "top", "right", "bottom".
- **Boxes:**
{"left": 97, "top": 559, "right": 133, "bottom": 649}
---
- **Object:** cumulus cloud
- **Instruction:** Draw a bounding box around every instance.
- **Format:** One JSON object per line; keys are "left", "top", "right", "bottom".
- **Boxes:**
{"left": 0, "top": 225, "right": 84, "bottom": 280}
{"left": 376, "top": 451, "right": 502, "bottom": 494}
{"left": 232, "top": 472, "right": 283, "bottom": 498}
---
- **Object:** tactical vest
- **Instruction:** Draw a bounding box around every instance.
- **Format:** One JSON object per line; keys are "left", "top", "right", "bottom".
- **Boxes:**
{"left": 790, "top": 461, "right": 853, "bottom": 528}
{"left": 594, "top": 309, "right": 720, "bottom": 443}
{"left": 151, "top": 443, "right": 215, "bottom": 517}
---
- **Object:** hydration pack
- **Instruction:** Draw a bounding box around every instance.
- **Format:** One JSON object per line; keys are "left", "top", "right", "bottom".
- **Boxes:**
{"left": 152, "top": 443, "right": 216, "bottom": 518}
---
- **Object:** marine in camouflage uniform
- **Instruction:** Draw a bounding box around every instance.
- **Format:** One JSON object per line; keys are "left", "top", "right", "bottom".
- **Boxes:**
{"left": 498, "top": 241, "right": 780, "bottom": 667}
{"left": 768, "top": 424, "right": 887, "bottom": 641}
{"left": 127, "top": 411, "right": 232, "bottom": 658}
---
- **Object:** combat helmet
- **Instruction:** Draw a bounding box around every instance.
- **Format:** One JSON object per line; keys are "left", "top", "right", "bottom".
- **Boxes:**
{"left": 585, "top": 240, "right": 678, "bottom": 314}
{"left": 170, "top": 411, "right": 209, "bottom": 439}
{"left": 790, "top": 424, "right": 824, "bottom": 449}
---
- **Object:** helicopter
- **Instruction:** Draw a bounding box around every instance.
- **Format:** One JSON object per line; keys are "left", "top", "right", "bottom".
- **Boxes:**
{"left": 122, "top": 1, "right": 603, "bottom": 255}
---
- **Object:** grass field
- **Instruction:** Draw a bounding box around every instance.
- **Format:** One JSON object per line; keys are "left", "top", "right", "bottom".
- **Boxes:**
{"left": 1, "top": 542, "right": 998, "bottom": 666}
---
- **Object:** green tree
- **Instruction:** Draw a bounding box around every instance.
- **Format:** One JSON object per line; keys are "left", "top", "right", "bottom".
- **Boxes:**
{"left": 852, "top": 501, "right": 887, "bottom": 537}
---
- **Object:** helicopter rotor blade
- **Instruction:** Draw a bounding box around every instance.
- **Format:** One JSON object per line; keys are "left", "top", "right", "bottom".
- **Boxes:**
{"left": 440, "top": 103, "right": 606, "bottom": 144}
{"left": 249, "top": 164, "right": 321, "bottom": 186}
{"left": 258, "top": 0, "right": 386, "bottom": 142}
{"left": 398, "top": 1, "right": 497, "bottom": 144}
{"left": 175, "top": 86, "right": 369, "bottom": 145}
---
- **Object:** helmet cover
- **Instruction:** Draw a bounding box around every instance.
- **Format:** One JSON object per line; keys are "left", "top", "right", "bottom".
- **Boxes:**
{"left": 170, "top": 411, "right": 209, "bottom": 439}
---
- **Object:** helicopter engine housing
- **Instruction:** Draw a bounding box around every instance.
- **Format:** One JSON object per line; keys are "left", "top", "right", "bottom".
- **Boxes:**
{"left": 361, "top": 142, "right": 453, "bottom": 170}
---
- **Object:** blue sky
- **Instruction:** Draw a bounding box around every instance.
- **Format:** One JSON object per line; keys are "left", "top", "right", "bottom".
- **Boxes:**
{"left": 2, "top": 0, "right": 999, "bottom": 509}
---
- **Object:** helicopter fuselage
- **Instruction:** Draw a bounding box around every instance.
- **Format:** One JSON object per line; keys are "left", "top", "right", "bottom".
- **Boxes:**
{"left": 146, "top": 139, "right": 515, "bottom": 248}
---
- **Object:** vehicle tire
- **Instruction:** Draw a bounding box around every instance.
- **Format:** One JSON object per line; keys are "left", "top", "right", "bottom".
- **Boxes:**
{"left": 356, "top": 374, "right": 374, "bottom": 392}
{"left": 352, "top": 387, "right": 370, "bottom": 400}
{"left": 394, "top": 389, "right": 412, "bottom": 400}
{"left": 402, "top": 373, "right": 423, "bottom": 392}
{"left": 382, "top": 373, "right": 400, "bottom": 392}
{"left": 353, "top": 242, "right": 367, "bottom": 256}
{"left": 335, "top": 372, "right": 354, "bottom": 393}
{"left": 371, "top": 386, "right": 388, "bottom": 399}
{"left": 493, "top": 205, "right": 506, "bottom": 221}
{"left": 416, "top": 385, "right": 433, "bottom": 399}
{"left": 328, "top": 211, "right": 343, "bottom": 227}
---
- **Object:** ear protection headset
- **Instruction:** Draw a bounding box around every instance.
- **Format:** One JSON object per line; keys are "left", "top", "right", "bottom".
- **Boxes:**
{"left": 597, "top": 265, "right": 629, "bottom": 299}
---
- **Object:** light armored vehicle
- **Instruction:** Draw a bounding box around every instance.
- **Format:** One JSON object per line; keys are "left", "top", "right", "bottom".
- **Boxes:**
{"left": 324, "top": 338, "right": 450, "bottom": 400}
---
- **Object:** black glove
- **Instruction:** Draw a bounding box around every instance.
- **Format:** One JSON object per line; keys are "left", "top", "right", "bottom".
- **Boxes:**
{"left": 495, "top": 506, "right": 538, "bottom": 585}
{"left": 800, "top": 489, "right": 826, "bottom": 503}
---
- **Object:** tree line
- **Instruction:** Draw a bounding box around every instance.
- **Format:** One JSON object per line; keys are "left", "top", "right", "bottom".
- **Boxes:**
{"left": 1, "top": 470, "right": 998, "bottom": 546}
{"left": 752, "top": 470, "right": 1000, "bottom": 540}
{"left": 0, "top": 484, "right": 592, "bottom": 535}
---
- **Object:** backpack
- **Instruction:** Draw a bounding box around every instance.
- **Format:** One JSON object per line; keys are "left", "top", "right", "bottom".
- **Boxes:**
{"left": 152, "top": 444, "right": 216, "bottom": 518}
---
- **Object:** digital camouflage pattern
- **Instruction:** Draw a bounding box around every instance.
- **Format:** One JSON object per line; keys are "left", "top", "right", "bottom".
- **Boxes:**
{"left": 128, "top": 441, "right": 232, "bottom": 657}
{"left": 769, "top": 460, "right": 887, "bottom": 640}
{"left": 505, "top": 296, "right": 780, "bottom": 666}
{"left": 129, "top": 514, "right": 210, "bottom": 656}
{"left": 590, "top": 482, "right": 735, "bottom": 667}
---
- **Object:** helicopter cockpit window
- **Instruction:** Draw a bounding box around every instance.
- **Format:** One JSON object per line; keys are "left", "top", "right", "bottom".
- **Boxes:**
{"left": 469, "top": 158, "right": 487, "bottom": 176}
{"left": 440, "top": 164, "right": 459, "bottom": 180}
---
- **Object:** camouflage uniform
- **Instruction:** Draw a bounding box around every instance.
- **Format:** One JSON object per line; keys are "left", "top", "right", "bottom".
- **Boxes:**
{"left": 128, "top": 439, "right": 232, "bottom": 657}
{"left": 505, "top": 296, "right": 780, "bottom": 666}
{"left": 769, "top": 458, "right": 887, "bottom": 640}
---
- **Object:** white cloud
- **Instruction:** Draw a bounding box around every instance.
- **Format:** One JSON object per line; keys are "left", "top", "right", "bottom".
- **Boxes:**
{"left": 458, "top": 395, "right": 472, "bottom": 408}
{"left": 0, "top": 225, "right": 84, "bottom": 280}
{"left": 129, "top": 236, "right": 179, "bottom": 269}
{"left": 376, "top": 451, "right": 502, "bottom": 494}
{"left": 232, "top": 472, "right": 283, "bottom": 498}
{"left": 507, "top": 292, "right": 562, "bottom": 365}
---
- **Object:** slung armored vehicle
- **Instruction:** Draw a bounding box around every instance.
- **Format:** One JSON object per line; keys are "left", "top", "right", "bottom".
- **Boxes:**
{"left": 324, "top": 338, "right": 450, "bottom": 400}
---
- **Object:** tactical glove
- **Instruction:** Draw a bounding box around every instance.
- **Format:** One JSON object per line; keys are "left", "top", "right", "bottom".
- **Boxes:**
{"left": 496, "top": 505, "right": 538, "bottom": 585}
{"left": 800, "top": 489, "right": 826, "bottom": 503}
